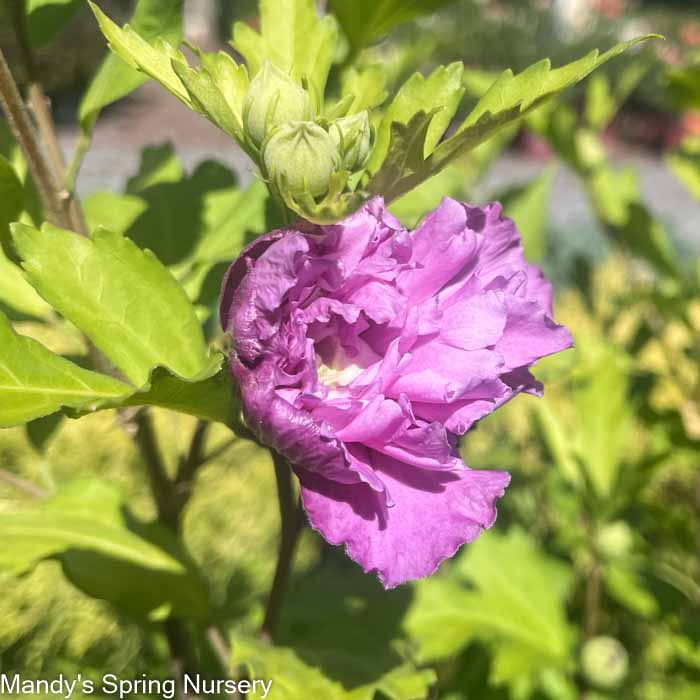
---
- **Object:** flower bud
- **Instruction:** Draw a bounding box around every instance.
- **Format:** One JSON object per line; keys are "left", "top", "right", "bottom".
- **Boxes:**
{"left": 329, "top": 111, "right": 372, "bottom": 170}
{"left": 595, "top": 521, "right": 633, "bottom": 560}
{"left": 581, "top": 636, "right": 629, "bottom": 689}
{"left": 263, "top": 121, "right": 340, "bottom": 198}
{"left": 242, "top": 62, "right": 312, "bottom": 147}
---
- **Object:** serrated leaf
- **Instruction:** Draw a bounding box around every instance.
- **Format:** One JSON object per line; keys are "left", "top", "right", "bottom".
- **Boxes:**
{"left": 0, "top": 311, "right": 132, "bottom": 428}
{"left": 329, "top": 0, "right": 456, "bottom": 52}
{"left": 232, "top": 0, "right": 338, "bottom": 98}
{"left": 368, "top": 37, "right": 659, "bottom": 204}
{"left": 80, "top": 0, "right": 184, "bottom": 131}
{"left": 12, "top": 223, "right": 211, "bottom": 387}
{"left": 0, "top": 478, "right": 209, "bottom": 620}
{"left": 88, "top": 3, "right": 251, "bottom": 146}
{"left": 366, "top": 62, "right": 465, "bottom": 174}
{"left": 405, "top": 528, "right": 575, "bottom": 676}
{"left": 171, "top": 53, "right": 248, "bottom": 141}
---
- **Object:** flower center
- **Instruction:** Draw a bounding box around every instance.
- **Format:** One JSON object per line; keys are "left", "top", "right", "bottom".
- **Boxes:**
{"left": 315, "top": 356, "right": 365, "bottom": 388}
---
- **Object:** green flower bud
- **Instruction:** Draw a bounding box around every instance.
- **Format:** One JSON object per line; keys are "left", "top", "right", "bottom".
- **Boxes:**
{"left": 242, "top": 62, "right": 312, "bottom": 147}
{"left": 581, "top": 636, "right": 629, "bottom": 689}
{"left": 329, "top": 111, "right": 371, "bottom": 170}
{"left": 263, "top": 121, "right": 340, "bottom": 198}
{"left": 595, "top": 521, "right": 633, "bottom": 560}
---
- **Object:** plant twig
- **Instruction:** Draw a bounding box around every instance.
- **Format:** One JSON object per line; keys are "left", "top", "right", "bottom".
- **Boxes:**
{"left": 261, "top": 453, "right": 304, "bottom": 641}
{"left": 133, "top": 410, "right": 179, "bottom": 530}
{"left": 0, "top": 48, "right": 65, "bottom": 226}
{"left": 2, "top": 1, "right": 88, "bottom": 235}
{"left": 0, "top": 468, "right": 49, "bottom": 500}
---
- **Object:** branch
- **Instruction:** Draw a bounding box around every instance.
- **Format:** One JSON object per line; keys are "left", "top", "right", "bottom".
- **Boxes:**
{"left": 0, "top": 468, "right": 48, "bottom": 500}
{"left": 261, "top": 452, "right": 304, "bottom": 641}
{"left": 0, "top": 48, "right": 65, "bottom": 227}
{"left": 1, "top": 1, "right": 87, "bottom": 235}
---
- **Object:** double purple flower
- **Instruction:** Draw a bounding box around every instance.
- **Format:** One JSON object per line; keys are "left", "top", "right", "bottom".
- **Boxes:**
{"left": 220, "top": 198, "right": 572, "bottom": 588}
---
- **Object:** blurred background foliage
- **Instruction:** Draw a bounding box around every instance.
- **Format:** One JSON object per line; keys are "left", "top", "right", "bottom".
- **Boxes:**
{"left": 0, "top": 0, "right": 699, "bottom": 699}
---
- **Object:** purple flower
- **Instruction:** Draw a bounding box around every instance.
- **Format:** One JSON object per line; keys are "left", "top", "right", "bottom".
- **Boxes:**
{"left": 220, "top": 197, "right": 572, "bottom": 588}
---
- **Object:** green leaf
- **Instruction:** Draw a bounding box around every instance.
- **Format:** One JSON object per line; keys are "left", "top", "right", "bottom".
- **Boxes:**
{"left": 233, "top": 636, "right": 346, "bottom": 699}
{"left": 277, "top": 563, "right": 436, "bottom": 699}
{"left": 232, "top": 634, "right": 434, "bottom": 700}
{"left": 366, "top": 62, "right": 465, "bottom": 174}
{"left": 339, "top": 66, "right": 389, "bottom": 114}
{"left": 603, "top": 564, "right": 658, "bottom": 619}
{"left": 89, "top": 362, "right": 236, "bottom": 426}
{"left": 79, "top": 0, "right": 184, "bottom": 131}
{"left": 667, "top": 139, "right": 700, "bottom": 201}
{"left": 368, "top": 36, "right": 659, "bottom": 204}
{"left": 405, "top": 528, "right": 575, "bottom": 677}
{"left": 232, "top": 0, "right": 338, "bottom": 98}
{"left": 0, "top": 244, "right": 51, "bottom": 319}
{"left": 573, "top": 342, "right": 631, "bottom": 499}
{"left": 188, "top": 179, "right": 269, "bottom": 269}
{"left": 25, "top": 412, "right": 64, "bottom": 453}
{"left": 83, "top": 191, "right": 148, "bottom": 235}
{"left": 0, "top": 311, "right": 132, "bottom": 428}
{"left": 584, "top": 60, "right": 649, "bottom": 133}
{"left": 0, "top": 153, "right": 24, "bottom": 255}
{"left": 171, "top": 49, "right": 250, "bottom": 140}
{"left": 329, "top": 0, "right": 456, "bottom": 52}
{"left": 668, "top": 62, "right": 700, "bottom": 110}
{"left": 25, "top": 0, "right": 82, "bottom": 48}
{"left": 124, "top": 149, "right": 238, "bottom": 266}
{"left": 12, "top": 223, "right": 211, "bottom": 387}
{"left": 87, "top": 3, "right": 250, "bottom": 145}
{"left": 497, "top": 166, "right": 555, "bottom": 262}
{"left": 0, "top": 478, "right": 209, "bottom": 620}
{"left": 535, "top": 399, "right": 582, "bottom": 487}
{"left": 588, "top": 165, "right": 678, "bottom": 276}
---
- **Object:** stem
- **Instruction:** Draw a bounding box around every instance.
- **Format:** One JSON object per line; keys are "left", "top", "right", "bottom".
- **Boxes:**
{"left": 2, "top": 0, "right": 88, "bottom": 235}
{"left": 0, "top": 48, "right": 65, "bottom": 226}
{"left": 0, "top": 468, "right": 49, "bottom": 500}
{"left": 134, "top": 410, "right": 179, "bottom": 530}
{"left": 260, "top": 453, "right": 304, "bottom": 641}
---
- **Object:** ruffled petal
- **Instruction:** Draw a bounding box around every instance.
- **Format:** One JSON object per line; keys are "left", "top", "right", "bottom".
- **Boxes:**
{"left": 299, "top": 454, "right": 510, "bottom": 588}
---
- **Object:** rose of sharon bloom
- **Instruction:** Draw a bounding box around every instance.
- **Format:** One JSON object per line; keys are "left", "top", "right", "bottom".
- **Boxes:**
{"left": 220, "top": 197, "right": 572, "bottom": 588}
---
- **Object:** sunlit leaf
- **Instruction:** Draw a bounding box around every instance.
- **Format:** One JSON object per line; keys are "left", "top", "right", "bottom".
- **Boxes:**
{"left": 232, "top": 0, "right": 338, "bottom": 97}
{"left": 80, "top": 0, "right": 184, "bottom": 131}
{"left": 329, "top": 0, "right": 456, "bottom": 52}
{"left": 12, "top": 222, "right": 211, "bottom": 386}
{"left": 0, "top": 311, "right": 131, "bottom": 427}
{"left": 405, "top": 528, "right": 575, "bottom": 681}
{"left": 0, "top": 478, "right": 209, "bottom": 620}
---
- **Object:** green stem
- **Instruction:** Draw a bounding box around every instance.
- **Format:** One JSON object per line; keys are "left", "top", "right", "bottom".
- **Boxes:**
{"left": 260, "top": 452, "right": 304, "bottom": 641}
